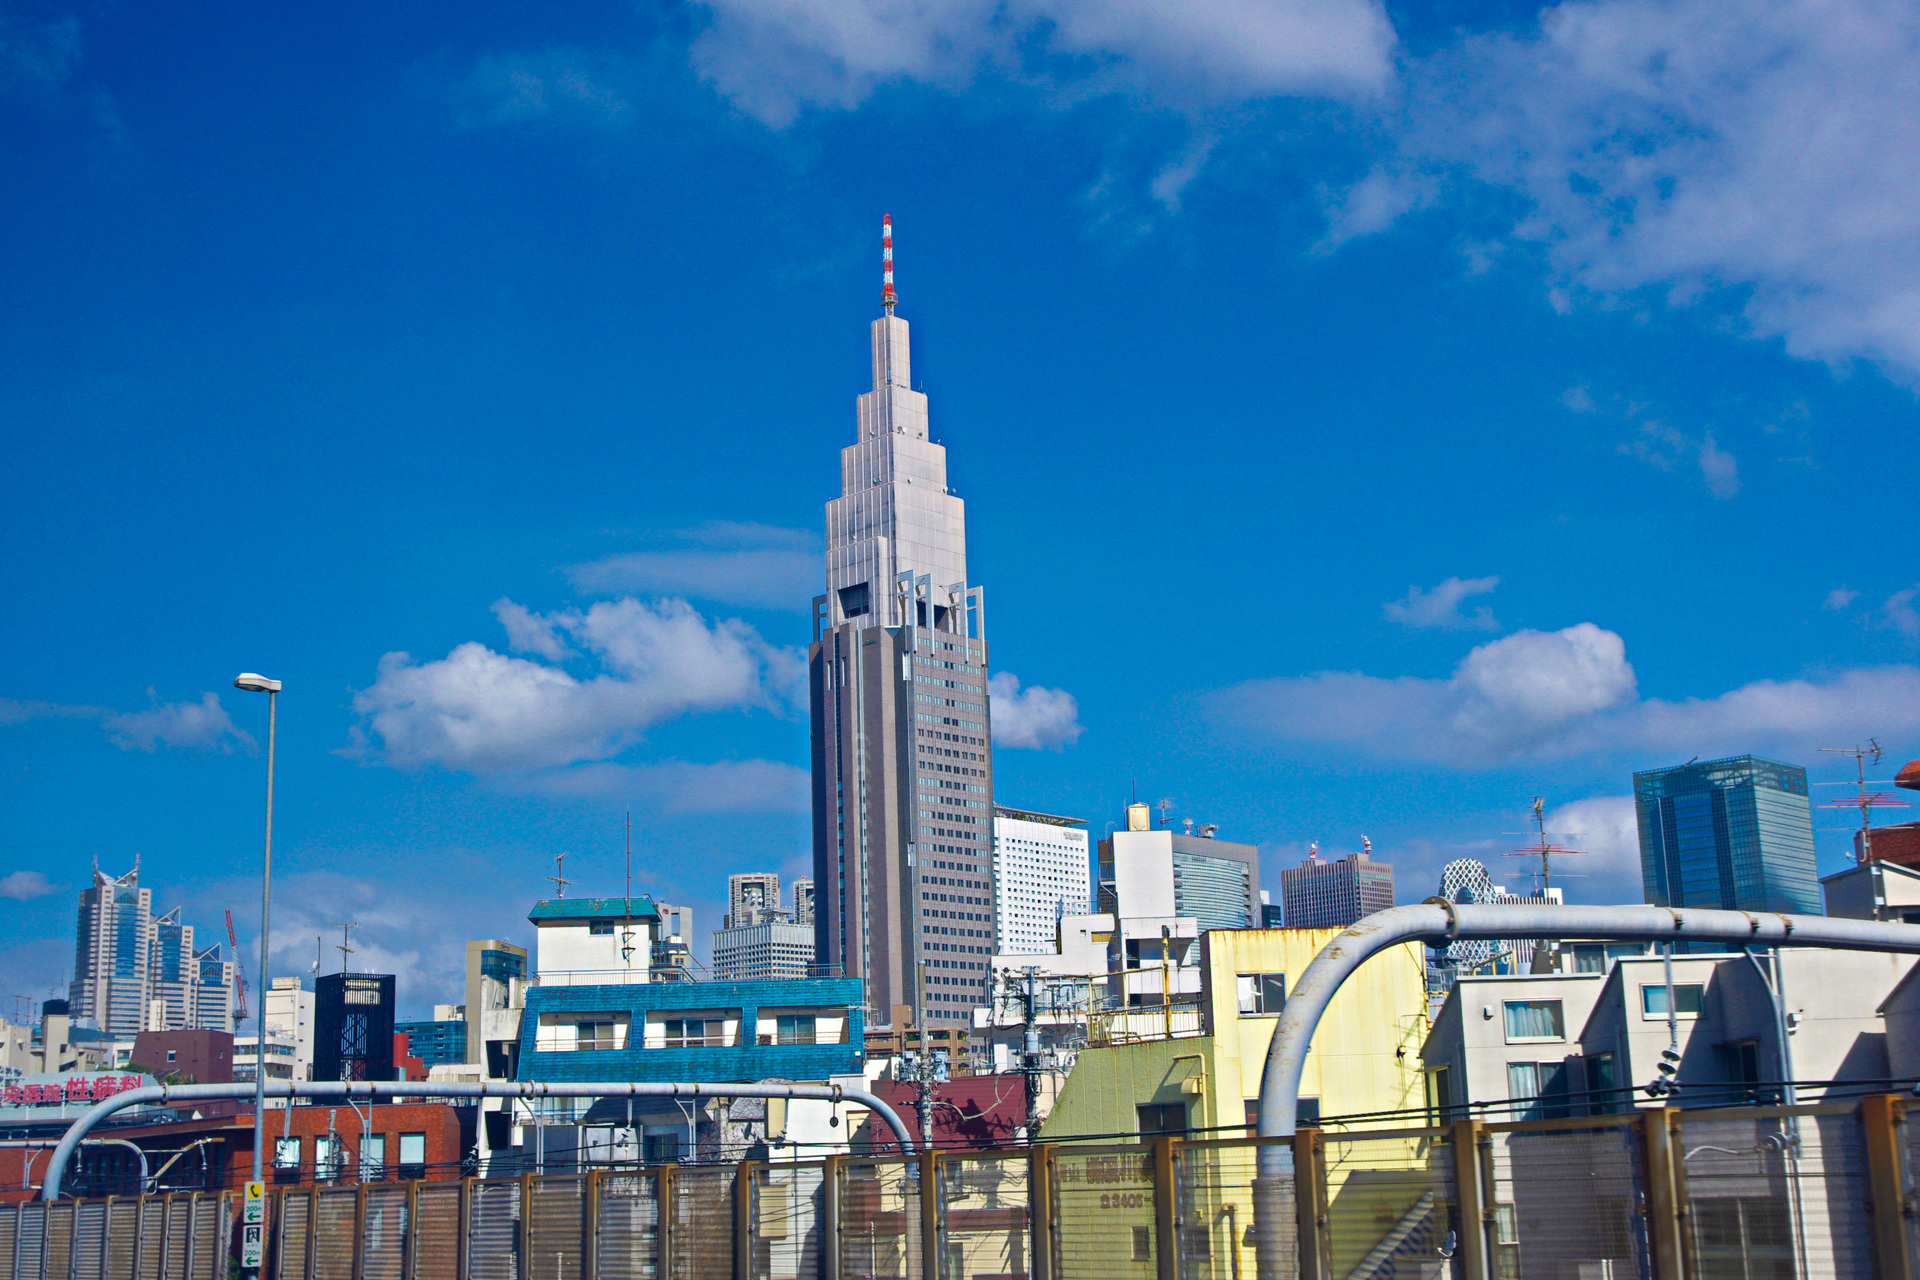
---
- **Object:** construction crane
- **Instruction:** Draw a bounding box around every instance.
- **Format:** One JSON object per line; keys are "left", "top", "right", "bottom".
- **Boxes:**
{"left": 224, "top": 910, "right": 249, "bottom": 1028}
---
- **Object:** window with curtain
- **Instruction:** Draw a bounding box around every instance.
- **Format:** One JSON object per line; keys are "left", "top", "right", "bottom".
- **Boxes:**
{"left": 1641, "top": 984, "right": 1704, "bottom": 1017}
{"left": 273, "top": 1137, "right": 301, "bottom": 1170}
{"left": 1503, "top": 1000, "right": 1565, "bottom": 1041}
{"left": 776, "top": 1014, "right": 816, "bottom": 1045}
{"left": 1236, "top": 973, "right": 1286, "bottom": 1015}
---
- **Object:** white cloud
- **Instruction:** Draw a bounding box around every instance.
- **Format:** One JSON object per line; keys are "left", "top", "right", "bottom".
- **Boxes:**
{"left": 492, "top": 598, "right": 573, "bottom": 660}
{"left": 988, "top": 672, "right": 1085, "bottom": 750}
{"left": 103, "top": 692, "right": 255, "bottom": 754}
{"left": 1388, "top": 0, "right": 1920, "bottom": 384}
{"left": 0, "top": 871, "right": 58, "bottom": 902}
{"left": 568, "top": 523, "right": 819, "bottom": 611}
{"left": 1823, "top": 587, "right": 1859, "bottom": 611}
{"left": 350, "top": 597, "right": 803, "bottom": 774}
{"left": 1560, "top": 386, "right": 1598, "bottom": 414}
{"left": 1315, "top": 167, "right": 1436, "bottom": 253}
{"left": 1218, "top": 622, "right": 1920, "bottom": 765}
{"left": 1885, "top": 587, "right": 1920, "bottom": 638}
{"left": 447, "top": 49, "right": 634, "bottom": 127}
{"left": 1382, "top": 575, "right": 1501, "bottom": 631}
{"left": 688, "top": 0, "right": 1398, "bottom": 126}
{"left": 0, "top": 10, "right": 80, "bottom": 97}
{"left": 1696, "top": 433, "right": 1739, "bottom": 499}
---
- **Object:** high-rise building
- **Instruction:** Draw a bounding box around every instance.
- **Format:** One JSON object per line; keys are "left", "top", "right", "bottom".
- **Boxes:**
{"left": 726, "top": 873, "right": 783, "bottom": 927}
{"left": 70, "top": 862, "right": 153, "bottom": 1039}
{"left": 809, "top": 219, "right": 995, "bottom": 1026}
{"left": 712, "top": 918, "right": 818, "bottom": 980}
{"left": 1279, "top": 840, "right": 1396, "bottom": 929}
{"left": 1635, "top": 755, "right": 1820, "bottom": 914}
{"left": 398, "top": 1005, "right": 469, "bottom": 1068}
{"left": 992, "top": 808, "right": 1091, "bottom": 955}
{"left": 1098, "top": 804, "right": 1260, "bottom": 932}
{"left": 792, "top": 879, "right": 815, "bottom": 927}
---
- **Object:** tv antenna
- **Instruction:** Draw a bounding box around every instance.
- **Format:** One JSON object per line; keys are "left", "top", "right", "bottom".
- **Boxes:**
{"left": 621, "top": 813, "right": 638, "bottom": 967}
{"left": 1505, "top": 797, "right": 1588, "bottom": 896}
{"left": 546, "top": 852, "right": 573, "bottom": 899}
{"left": 1155, "top": 798, "right": 1175, "bottom": 828}
{"left": 1817, "top": 740, "right": 1907, "bottom": 864}
{"left": 334, "top": 922, "right": 359, "bottom": 973}
{"left": 311, "top": 935, "right": 322, "bottom": 977}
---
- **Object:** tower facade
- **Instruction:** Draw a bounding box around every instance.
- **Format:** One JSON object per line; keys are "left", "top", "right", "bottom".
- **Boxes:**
{"left": 1279, "top": 843, "right": 1396, "bottom": 929}
{"left": 1635, "top": 755, "right": 1820, "bottom": 914}
{"left": 70, "top": 862, "right": 153, "bottom": 1038}
{"left": 810, "top": 218, "right": 995, "bottom": 1026}
{"left": 726, "top": 873, "right": 783, "bottom": 927}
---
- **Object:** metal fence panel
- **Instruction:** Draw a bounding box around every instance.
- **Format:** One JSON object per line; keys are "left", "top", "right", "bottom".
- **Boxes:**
{"left": 1317, "top": 1131, "right": 1455, "bottom": 1280}
{"left": 413, "top": 1183, "right": 463, "bottom": 1280}
{"left": 187, "top": 1196, "right": 218, "bottom": 1280}
{"left": 105, "top": 1200, "right": 137, "bottom": 1280}
{"left": 594, "top": 1176, "right": 658, "bottom": 1280}
{"left": 362, "top": 1186, "right": 408, "bottom": 1280}
{"left": 526, "top": 1176, "right": 585, "bottom": 1280}
{"left": 1677, "top": 1111, "right": 1872, "bottom": 1279}
{"left": 275, "top": 1193, "right": 310, "bottom": 1280}
{"left": 941, "top": 1155, "right": 1026, "bottom": 1280}
{"left": 1486, "top": 1123, "right": 1646, "bottom": 1280}
{"left": 133, "top": 1200, "right": 161, "bottom": 1280}
{"left": 669, "top": 1168, "right": 734, "bottom": 1280}
{"left": 0, "top": 1204, "right": 15, "bottom": 1280}
{"left": 312, "top": 1189, "right": 358, "bottom": 1280}
{"left": 18, "top": 1204, "right": 46, "bottom": 1280}
{"left": 1174, "top": 1144, "right": 1269, "bottom": 1280}
{"left": 1052, "top": 1148, "right": 1152, "bottom": 1280}
{"left": 46, "top": 1202, "right": 74, "bottom": 1280}
{"left": 161, "top": 1200, "right": 189, "bottom": 1280}
{"left": 468, "top": 1180, "right": 522, "bottom": 1280}
{"left": 755, "top": 1165, "right": 824, "bottom": 1280}
{"left": 73, "top": 1201, "right": 103, "bottom": 1280}
{"left": 840, "top": 1161, "right": 923, "bottom": 1280}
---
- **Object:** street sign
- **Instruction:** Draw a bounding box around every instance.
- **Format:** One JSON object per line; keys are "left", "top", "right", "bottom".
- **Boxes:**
{"left": 243, "top": 1181, "right": 265, "bottom": 1223}
{"left": 241, "top": 1222, "right": 264, "bottom": 1269}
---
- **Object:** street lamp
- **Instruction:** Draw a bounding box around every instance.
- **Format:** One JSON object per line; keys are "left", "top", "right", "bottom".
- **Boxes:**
{"left": 233, "top": 672, "right": 280, "bottom": 1191}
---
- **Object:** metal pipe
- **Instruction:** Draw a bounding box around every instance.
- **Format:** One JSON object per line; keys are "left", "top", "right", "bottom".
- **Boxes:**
{"left": 1251, "top": 903, "right": 1920, "bottom": 1280}
{"left": 42, "top": 1077, "right": 916, "bottom": 1200}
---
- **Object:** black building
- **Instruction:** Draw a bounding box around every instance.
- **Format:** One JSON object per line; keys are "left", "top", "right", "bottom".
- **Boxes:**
{"left": 313, "top": 973, "right": 395, "bottom": 1083}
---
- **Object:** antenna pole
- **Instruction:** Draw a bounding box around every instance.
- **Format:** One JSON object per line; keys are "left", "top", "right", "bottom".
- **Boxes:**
{"left": 882, "top": 214, "right": 896, "bottom": 314}
{"left": 1819, "top": 741, "right": 1904, "bottom": 865}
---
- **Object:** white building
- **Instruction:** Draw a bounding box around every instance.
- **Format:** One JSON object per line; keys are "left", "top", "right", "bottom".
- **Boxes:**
{"left": 726, "top": 873, "right": 783, "bottom": 927}
{"left": 1099, "top": 804, "right": 1260, "bottom": 932}
{"left": 712, "top": 919, "right": 816, "bottom": 981}
{"left": 991, "top": 807, "right": 1091, "bottom": 956}
{"left": 263, "top": 976, "right": 315, "bottom": 1081}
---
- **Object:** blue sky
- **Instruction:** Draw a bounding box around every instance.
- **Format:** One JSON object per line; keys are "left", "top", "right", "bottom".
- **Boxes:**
{"left": 5, "top": 0, "right": 1919, "bottom": 1017}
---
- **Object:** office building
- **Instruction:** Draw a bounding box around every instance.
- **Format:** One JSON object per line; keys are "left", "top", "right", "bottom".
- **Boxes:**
{"left": 792, "top": 879, "right": 815, "bottom": 927}
{"left": 726, "top": 873, "right": 783, "bottom": 927}
{"left": 398, "top": 1005, "right": 469, "bottom": 1068}
{"left": 263, "top": 976, "right": 315, "bottom": 1081}
{"left": 1634, "top": 755, "right": 1820, "bottom": 914}
{"left": 1279, "top": 839, "right": 1396, "bottom": 929}
{"left": 313, "top": 973, "right": 396, "bottom": 1083}
{"left": 809, "top": 223, "right": 995, "bottom": 1026}
{"left": 1098, "top": 804, "right": 1260, "bottom": 932}
{"left": 147, "top": 910, "right": 234, "bottom": 1032}
{"left": 70, "top": 862, "right": 153, "bottom": 1039}
{"left": 465, "top": 939, "right": 526, "bottom": 1071}
{"left": 991, "top": 807, "right": 1091, "bottom": 955}
{"left": 712, "top": 919, "right": 817, "bottom": 980}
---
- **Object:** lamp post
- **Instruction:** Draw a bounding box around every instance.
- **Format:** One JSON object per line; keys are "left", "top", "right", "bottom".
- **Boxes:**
{"left": 233, "top": 672, "right": 281, "bottom": 1189}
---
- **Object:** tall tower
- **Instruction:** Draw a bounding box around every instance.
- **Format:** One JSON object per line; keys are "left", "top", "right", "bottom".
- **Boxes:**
{"left": 70, "top": 860, "right": 153, "bottom": 1038}
{"left": 811, "top": 216, "right": 995, "bottom": 1027}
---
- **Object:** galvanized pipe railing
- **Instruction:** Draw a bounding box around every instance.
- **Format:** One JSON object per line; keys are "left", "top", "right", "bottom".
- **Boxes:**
{"left": 1251, "top": 902, "right": 1920, "bottom": 1280}
{"left": 42, "top": 1078, "right": 915, "bottom": 1199}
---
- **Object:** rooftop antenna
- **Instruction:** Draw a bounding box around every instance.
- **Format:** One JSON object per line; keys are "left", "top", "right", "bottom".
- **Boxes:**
{"left": 1155, "top": 798, "right": 1175, "bottom": 828}
{"left": 334, "top": 922, "right": 359, "bottom": 974}
{"left": 1505, "top": 796, "right": 1588, "bottom": 896}
{"left": 882, "top": 214, "right": 896, "bottom": 314}
{"left": 311, "top": 935, "right": 321, "bottom": 977}
{"left": 621, "top": 813, "right": 638, "bottom": 967}
{"left": 1818, "top": 740, "right": 1906, "bottom": 864}
{"left": 546, "top": 852, "right": 573, "bottom": 899}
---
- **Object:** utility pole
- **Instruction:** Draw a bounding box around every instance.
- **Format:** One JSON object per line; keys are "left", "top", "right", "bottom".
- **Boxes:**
{"left": 1818, "top": 741, "right": 1905, "bottom": 868}
{"left": 1018, "top": 967, "right": 1044, "bottom": 1136}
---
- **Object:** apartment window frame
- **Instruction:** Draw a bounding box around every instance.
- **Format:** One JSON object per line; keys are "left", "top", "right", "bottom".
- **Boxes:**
{"left": 1235, "top": 972, "right": 1287, "bottom": 1016}
{"left": 398, "top": 1132, "right": 427, "bottom": 1180}
{"left": 775, "top": 1014, "right": 817, "bottom": 1046}
{"left": 1502, "top": 999, "right": 1567, "bottom": 1043}
{"left": 662, "top": 1017, "right": 729, "bottom": 1048}
{"left": 361, "top": 1133, "right": 386, "bottom": 1181}
{"left": 1641, "top": 983, "right": 1705, "bottom": 1019}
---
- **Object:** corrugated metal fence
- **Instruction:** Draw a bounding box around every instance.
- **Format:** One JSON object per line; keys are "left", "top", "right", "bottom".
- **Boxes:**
{"left": 0, "top": 1095, "right": 1912, "bottom": 1280}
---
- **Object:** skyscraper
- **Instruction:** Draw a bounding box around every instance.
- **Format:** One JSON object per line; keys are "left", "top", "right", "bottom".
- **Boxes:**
{"left": 1635, "top": 755, "right": 1820, "bottom": 914}
{"left": 992, "top": 807, "right": 1091, "bottom": 955}
{"left": 810, "top": 217, "right": 995, "bottom": 1025}
{"left": 1279, "top": 841, "right": 1396, "bottom": 929}
{"left": 792, "top": 878, "right": 815, "bottom": 927}
{"left": 70, "top": 861, "right": 153, "bottom": 1038}
{"left": 726, "top": 873, "right": 783, "bottom": 927}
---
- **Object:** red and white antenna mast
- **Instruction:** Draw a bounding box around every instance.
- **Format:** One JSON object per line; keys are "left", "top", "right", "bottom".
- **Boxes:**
{"left": 882, "top": 214, "right": 897, "bottom": 313}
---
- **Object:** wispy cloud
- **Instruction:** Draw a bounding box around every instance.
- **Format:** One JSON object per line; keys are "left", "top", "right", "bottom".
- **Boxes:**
{"left": 350, "top": 596, "right": 804, "bottom": 777}
{"left": 568, "top": 523, "right": 818, "bottom": 612}
{"left": 1382, "top": 575, "right": 1500, "bottom": 631}
{"left": 1618, "top": 420, "right": 1740, "bottom": 499}
{"left": 988, "top": 672, "right": 1085, "bottom": 751}
{"left": 446, "top": 48, "right": 636, "bottom": 128}
{"left": 1824, "top": 587, "right": 1859, "bottom": 611}
{"left": 1215, "top": 622, "right": 1920, "bottom": 767}
{"left": 0, "top": 871, "right": 59, "bottom": 902}
{"left": 0, "top": 8, "right": 81, "bottom": 99}
{"left": 1, "top": 691, "right": 254, "bottom": 753}
{"left": 1885, "top": 587, "right": 1920, "bottom": 638}
{"left": 511, "top": 758, "right": 810, "bottom": 812}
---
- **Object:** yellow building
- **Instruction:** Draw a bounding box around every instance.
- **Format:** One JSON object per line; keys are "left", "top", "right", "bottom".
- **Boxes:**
{"left": 1046, "top": 927, "right": 1429, "bottom": 1142}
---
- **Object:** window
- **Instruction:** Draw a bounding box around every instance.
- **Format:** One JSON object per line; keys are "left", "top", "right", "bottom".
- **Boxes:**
{"left": 398, "top": 1132, "right": 426, "bottom": 1179}
{"left": 273, "top": 1137, "right": 301, "bottom": 1170}
{"left": 663, "top": 1018, "right": 724, "bottom": 1048}
{"left": 1641, "top": 984, "right": 1704, "bottom": 1017}
{"left": 643, "top": 1133, "right": 681, "bottom": 1164}
{"left": 1137, "top": 1103, "right": 1188, "bottom": 1136}
{"left": 1503, "top": 1000, "right": 1566, "bottom": 1041}
{"left": 361, "top": 1134, "right": 385, "bottom": 1180}
{"left": 776, "top": 1015, "right": 817, "bottom": 1046}
{"left": 1427, "top": 1066, "right": 1455, "bottom": 1121}
{"left": 314, "top": 1136, "right": 339, "bottom": 1182}
{"left": 576, "top": 1020, "right": 617, "bottom": 1052}
{"left": 1236, "top": 973, "right": 1286, "bottom": 1015}
{"left": 166, "top": 1050, "right": 177, "bottom": 1063}
{"left": 1507, "top": 1062, "right": 1572, "bottom": 1120}
{"left": 589, "top": 920, "right": 614, "bottom": 936}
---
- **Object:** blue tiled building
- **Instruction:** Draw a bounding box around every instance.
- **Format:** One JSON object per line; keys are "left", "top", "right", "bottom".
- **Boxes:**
{"left": 516, "top": 977, "right": 865, "bottom": 1084}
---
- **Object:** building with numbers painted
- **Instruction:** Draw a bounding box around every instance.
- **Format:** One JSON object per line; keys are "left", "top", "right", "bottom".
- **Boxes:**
{"left": 809, "top": 216, "right": 996, "bottom": 1027}
{"left": 991, "top": 807, "right": 1091, "bottom": 956}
